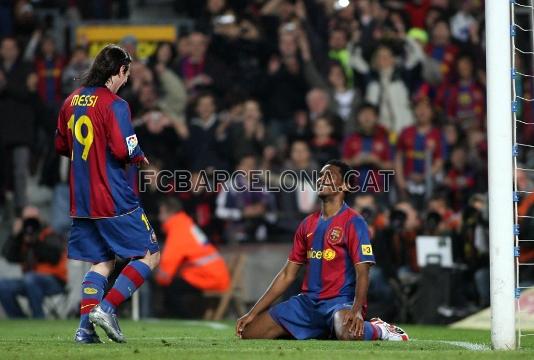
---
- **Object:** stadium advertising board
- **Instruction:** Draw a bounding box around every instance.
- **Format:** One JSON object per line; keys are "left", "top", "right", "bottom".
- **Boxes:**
{"left": 76, "top": 24, "right": 176, "bottom": 60}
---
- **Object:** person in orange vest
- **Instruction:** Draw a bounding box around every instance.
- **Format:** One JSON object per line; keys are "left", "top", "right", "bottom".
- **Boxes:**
{"left": 0, "top": 206, "right": 67, "bottom": 318}
{"left": 156, "top": 197, "right": 230, "bottom": 318}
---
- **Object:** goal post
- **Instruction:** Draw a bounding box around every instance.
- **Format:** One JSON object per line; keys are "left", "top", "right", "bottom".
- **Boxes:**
{"left": 486, "top": 0, "right": 516, "bottom": 350}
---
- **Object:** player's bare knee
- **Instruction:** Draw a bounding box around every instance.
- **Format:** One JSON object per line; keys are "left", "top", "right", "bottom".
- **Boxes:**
{"left": 142, "top": 251, "right": 160, "bottom": 270}
{"left": 91, "top": 260, "right": 115, "bottom": 277}
{"left": 333, "top": 311, "right": 354, "bottom": 341}
{"left": 150, "top": 251, "right": 161, "bottom": 269}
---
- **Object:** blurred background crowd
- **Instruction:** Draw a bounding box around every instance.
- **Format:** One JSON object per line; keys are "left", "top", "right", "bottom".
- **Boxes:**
{"left": 1, "top": 0, "right": 534, "bottom": 324}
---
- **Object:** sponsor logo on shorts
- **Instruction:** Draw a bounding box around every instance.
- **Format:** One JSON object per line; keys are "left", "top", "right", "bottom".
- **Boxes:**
{"left": 150, "top": 230, "right": 157, "bottom": 244}
{"left": 328, "top": 226, "right": 343, "bottom": 245}
{"left": 307, "top": 248, "right": 336, "bottom": 261}
{"left": 126, "top": 134, "right": 138, "bottom": 156}
{"left": 84, "top": 287, "right": 98, "bottom": 295}
{"left": 361, "top": 245, "right": 373, "bottom": 256}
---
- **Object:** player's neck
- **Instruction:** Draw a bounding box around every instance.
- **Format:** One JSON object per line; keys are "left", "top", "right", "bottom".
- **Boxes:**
{"left": 105, "top": 76, "right": 123, "bottom": 94}
{"left": 320, "top": 197, "right": 344, "bottom": 219}
{"left": 105, "top": 82, "right": 119, "bottom": 94}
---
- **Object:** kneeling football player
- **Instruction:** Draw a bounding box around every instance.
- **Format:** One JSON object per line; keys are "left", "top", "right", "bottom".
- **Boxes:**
{"left": 236, "top": 160, "right": 408, "bottom": 341}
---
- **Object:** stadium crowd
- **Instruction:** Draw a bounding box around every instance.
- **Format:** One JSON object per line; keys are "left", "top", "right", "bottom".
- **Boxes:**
{"left": 0, "top": 0, "right": 533, "bottom": 322}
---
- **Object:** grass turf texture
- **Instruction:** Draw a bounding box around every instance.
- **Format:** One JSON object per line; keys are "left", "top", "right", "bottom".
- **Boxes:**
{"left": 0, "top": 320, "right": 533, "bottom": 359}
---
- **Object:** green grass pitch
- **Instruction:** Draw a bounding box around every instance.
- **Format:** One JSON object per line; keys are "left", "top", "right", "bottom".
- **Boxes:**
{"left": 0, "top": 320, "right": 533, "bottom": 359}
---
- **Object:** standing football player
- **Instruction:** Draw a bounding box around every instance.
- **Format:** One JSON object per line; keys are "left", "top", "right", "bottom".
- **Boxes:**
{"left": 55, "top": 44, "right": 160, "bottom": 343}
{"left": 236, "top": 159, "right": 408, "bottom": 341}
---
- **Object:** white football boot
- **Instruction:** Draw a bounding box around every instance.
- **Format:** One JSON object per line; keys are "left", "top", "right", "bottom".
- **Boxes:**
{"left": 370, "top": 318, "right": 409, "bottom": 341}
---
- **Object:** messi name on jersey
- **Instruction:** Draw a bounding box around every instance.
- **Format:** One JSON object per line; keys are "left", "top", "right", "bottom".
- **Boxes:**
{"left": 71, "top": 94, "right": 99, "bottom": 107}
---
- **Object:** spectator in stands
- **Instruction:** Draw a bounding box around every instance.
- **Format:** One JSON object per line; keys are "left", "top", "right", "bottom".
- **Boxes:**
{"left": 357, "top": 44, "right": 416, "bottom": 133}
{"left": 352, "top": 194, "right": 387, "bottom": 237}
{"left": 209, "top": 11, "right": 265, "bottom": 96}
{"left": 134, "top": 83, "right": 184, "bottom": 170}
{"left": 61, "top": 45, "right": 90, "bottom": 96}
{"left": 305, "top": 87, "right": 343, "bottom": 137}
{"left": 423, "top": 193, "right": 461, "bottom": 236}
{"left": 424, "top": 19, "right": 459, "bottom": 84}
{"left": 309, "top": 116, "right": 339, "bottom": 167}
{"left": 450, "top": 0, "right": 479, "bottom": 44}
{"left": 299, "top": 25, "right": 360, "bottom": 131}
{"left": 33, "top": 35, "right": 64, "bottom": 109}
{"left": 327, "top": 27, "right": 353, "bottom": 86}
{"left": 436, "top": 53, "right": 485, "bottom": 130}
{"left": 0, "top": 36, "right": 36, "bottom": 215}
{"left": 0, "top": 206, "right": 67, "bottom": 318}
{"left": 147, "top": 41, "right": 188, "bottom": 121}
{"left": 260, "top": 28, "right": 308, "bottom": 136}
{"left": 216, "top": 154, "right": 277, "bottom": 243}
{"left": 156, "top": 197, "right": 230, "bottom": 318}
{"left": 120, "top": 35, "right": 139, "bottom": 61}
{"left": 395, "top": 96, "right": 444, "bottom": 209}
{"left": 185, "top": 93, "right": 228, "bottom": 170}
{"left": 373, "top": 201, "right": 421, "bottom": 283}
{"left": 176, "top": 31, "right": 231, "bottom": 97}
{"left": 226, "top": 99, "right": 268, "bottom": 167}
{"left": 276, "top": 140, "right": 318, "bottom": 235}
{"left": 342, "top": 103, "right": 392, "bottom": 197}
{"left": 442, "top": 122, "right": 464, "bottom": 158}
{"left": 443, "top": 145, "right": 477, "bottom": 210}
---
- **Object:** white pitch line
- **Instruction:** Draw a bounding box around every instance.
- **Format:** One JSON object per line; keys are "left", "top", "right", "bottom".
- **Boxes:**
{"left": 180, "top": 321, "right": 230, "bottom": 330}
{"left": 412, "top": 339, "right": 491, "bottom": 351}
{"left": 438, "top": 340, "right": 491, "bottom": 351}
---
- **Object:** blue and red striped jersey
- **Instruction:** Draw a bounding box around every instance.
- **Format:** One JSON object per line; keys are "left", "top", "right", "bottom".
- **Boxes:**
{"left": 288, "top": 203, "right": 375, "bottom": 300}
{"left": 397, "top": 125, "right": 444, "bottom": 178}
{"left": 55, "top": 86, "right": 145, "bottom": 218}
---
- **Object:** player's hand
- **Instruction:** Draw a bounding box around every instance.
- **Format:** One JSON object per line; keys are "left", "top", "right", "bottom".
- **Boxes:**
{"left": 343, "top": 307, "right": 364, "bottom": 339}
{"left": 236, "top": 312, "right": 255, "bottom": 338}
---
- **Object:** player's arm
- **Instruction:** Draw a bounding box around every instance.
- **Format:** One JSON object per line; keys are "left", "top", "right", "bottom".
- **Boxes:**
{"left": 106, "top": 99, "right": 147, "bottom": 165}
{"left": 236, "top": 260, "right": 301, "bottom": 336}
{"left": 54, "top": 108, "right": 70, "bottom": 157}
{"left": 246, "top": 260, "right": 301, "bottom": 315}
{"left": 236, "top": 219, "right": 307, "bottom": 337}
{"left": 344, "top": 262, "right": 371, "bottom": 338}
{"left": 344, "top": 216, "right": 376, "bottom": 338}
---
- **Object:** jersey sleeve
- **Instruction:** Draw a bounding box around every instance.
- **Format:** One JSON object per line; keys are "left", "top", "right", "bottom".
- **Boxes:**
{"left": 54, "top": 107, "right": 70, "bottom": 157}
{"left": 106, "top": 99, "right": 144, "bottom": 164}
{"left": 347, "top": 216, "right": 375, "bottom": 265}
{"left": 288, "top": 219, "right": 308, "bottom": 264}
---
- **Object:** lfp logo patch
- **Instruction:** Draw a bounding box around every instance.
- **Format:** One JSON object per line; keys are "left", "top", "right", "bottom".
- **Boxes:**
{"left": 361, "top": 245, "right": 373, "bottom": 256}
{"left": 126, "top": 134, "right": 138, "bottom": 156}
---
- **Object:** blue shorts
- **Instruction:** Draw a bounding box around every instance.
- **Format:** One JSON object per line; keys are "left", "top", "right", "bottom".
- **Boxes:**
{"left": 269, "top": 294, "right": 353, "bottom": 340}
{"left": 68, "top": 207, "right": 159, "bottom": 263}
